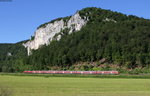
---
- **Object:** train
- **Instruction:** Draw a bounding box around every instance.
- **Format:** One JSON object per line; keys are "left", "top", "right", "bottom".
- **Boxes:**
{"left": 23, "top": 70, "right": 119, "bottom": 75}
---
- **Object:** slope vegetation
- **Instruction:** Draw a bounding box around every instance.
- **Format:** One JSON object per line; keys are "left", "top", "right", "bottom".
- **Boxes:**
{"left": 0, "top": 7, "right": 150, "bottom": 73}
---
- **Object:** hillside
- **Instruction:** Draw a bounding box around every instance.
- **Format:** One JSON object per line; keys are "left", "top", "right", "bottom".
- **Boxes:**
{"left": 0, "top": 7, "right": 150, "bottom": 73}
{"left": 0, "top": 41, "right": 28, "bottom": 72}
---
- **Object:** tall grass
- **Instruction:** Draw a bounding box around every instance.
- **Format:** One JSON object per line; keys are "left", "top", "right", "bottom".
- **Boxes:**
{"left": 1, "top": 73, "right": 150, "bottom": 79}
{"left": 0, "top": 86, "right": 12, "bottom": 96}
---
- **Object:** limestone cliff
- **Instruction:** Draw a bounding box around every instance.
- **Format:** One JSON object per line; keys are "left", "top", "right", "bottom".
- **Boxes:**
{"left": 23, "top": 12, "right": 88, "bottom": 55}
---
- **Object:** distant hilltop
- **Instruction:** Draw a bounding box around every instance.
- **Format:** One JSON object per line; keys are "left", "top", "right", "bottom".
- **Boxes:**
{"left": 0, "top": 7, "right": 150, "bottom": 73}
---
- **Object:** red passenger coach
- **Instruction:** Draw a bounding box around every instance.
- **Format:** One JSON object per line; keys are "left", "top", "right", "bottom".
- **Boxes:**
{"left": 23, "top": 71, "right": 119, "bottom": 75}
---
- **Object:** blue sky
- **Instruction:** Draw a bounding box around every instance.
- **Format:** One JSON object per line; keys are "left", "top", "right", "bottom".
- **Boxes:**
{"left": 0, "top": 0, "right": 150, "bottom": 43}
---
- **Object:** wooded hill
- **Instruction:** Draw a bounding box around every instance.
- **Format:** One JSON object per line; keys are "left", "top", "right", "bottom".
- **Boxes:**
{"left": 0, "top": 7, "right": 150, "bottom": 73}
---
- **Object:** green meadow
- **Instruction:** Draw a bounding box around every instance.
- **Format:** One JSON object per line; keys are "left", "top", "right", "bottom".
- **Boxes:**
{"left": 0, "top": 74, "right": 150, "bottom": 96}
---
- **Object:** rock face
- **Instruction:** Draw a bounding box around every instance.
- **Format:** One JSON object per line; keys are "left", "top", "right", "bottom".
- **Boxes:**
{"left": 23, "top": 12, "right": 88, "bottom": 55}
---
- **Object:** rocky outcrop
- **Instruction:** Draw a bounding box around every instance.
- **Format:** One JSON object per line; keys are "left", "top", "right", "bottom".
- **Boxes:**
{"left": 23, "top": 12, "right": 88, "bottom": 55}
{"left": 103, "top": 18, "right": 117, "bottom": 23}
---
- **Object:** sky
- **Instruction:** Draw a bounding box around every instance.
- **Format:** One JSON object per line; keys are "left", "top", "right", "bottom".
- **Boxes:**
{"left": 0, "top": 0, "right": 150, "bottom": 43}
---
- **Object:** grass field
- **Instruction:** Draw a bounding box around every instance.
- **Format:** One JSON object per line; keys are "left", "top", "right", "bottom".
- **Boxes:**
{"left": 0, "top": 74, "right": 150, "bottom": 96}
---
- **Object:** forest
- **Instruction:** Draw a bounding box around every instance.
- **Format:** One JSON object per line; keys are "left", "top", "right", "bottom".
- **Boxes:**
{"left": 0, "top": 7, "right": 150, "bottom": 73}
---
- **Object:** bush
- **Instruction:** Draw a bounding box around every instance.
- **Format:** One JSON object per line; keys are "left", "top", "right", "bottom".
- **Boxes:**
{"left": 128, "top": 68, "right": 143, "bottom": 74}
